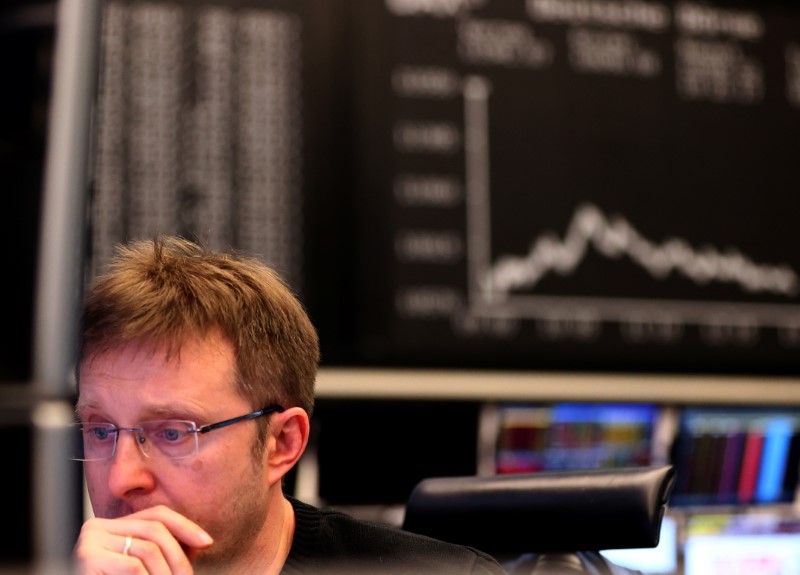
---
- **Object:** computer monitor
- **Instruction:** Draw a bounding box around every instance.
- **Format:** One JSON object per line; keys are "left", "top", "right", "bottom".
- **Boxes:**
{"left": 670, "top": 408, "right": 800, "bottom": 507}
{"left": 495, "top": 402, "right": 659, "bottom": 474}
{"left": 683, "top": 512, "right": 800, "bottom": 575}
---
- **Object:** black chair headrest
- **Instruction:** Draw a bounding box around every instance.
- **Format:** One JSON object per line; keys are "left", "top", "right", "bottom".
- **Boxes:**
{"left": 402, "top": 465, "right": 675, "bottom": 556}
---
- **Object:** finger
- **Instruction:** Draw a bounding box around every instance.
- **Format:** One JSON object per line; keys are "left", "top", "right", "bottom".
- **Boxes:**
{"left": 74, "top": 528, "right": 161, "bottom": 575}
{"left": 131, "top": 505, "right": 214, "bottom": 550}
{"left": 76, "top": 511, "right": 208, "bottom": 575}
{"left": 121, "top": 535, "right": 172, "bottom": 575}
{"left": 123, "top": 521, "right": 195, "bottom": 575}
{"left": 74, "top": 543, "right": 146, "bottom": 575}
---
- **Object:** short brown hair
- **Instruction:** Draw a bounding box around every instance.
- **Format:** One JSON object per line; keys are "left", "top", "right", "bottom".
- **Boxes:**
{"left": 78, "top": 236, "right": 319, "bottom": 418}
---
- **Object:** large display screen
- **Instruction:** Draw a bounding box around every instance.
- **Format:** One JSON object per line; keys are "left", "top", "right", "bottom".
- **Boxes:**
{"left": 351, "top": 0, "right": 800, "bottom": 375}
{"left": 84, "top": 0, "right": 800, "bottom": 380}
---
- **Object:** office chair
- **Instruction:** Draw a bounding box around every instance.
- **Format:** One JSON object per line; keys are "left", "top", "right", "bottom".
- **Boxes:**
{"left": 403, "top": 465, "right": 675, "bottom": 574}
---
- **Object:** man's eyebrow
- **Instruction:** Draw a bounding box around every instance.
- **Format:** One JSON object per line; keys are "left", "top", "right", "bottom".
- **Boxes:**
{"left": 74, "top": 402, "right": 205, "bottom": 420}
{"left": 142, "top": 405, "right": 208, "bottom": 420}
{"left": 147, "top": 406, "right": 187, "bottom": 417}
{"left": 74, "top": 399, "right": 98, "bottom": 412}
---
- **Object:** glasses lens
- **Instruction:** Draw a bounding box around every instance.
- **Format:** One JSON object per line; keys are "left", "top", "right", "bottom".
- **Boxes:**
{"left": 73, "top": 423, "right": 117, "bottom": 461}
{"left": 141, "top": 420, "right": 198, "bottom": 459}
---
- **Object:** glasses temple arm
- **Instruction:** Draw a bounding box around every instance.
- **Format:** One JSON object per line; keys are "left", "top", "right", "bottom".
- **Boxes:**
{"left": 197, "top": 405, "right": 285, "bottom": 434}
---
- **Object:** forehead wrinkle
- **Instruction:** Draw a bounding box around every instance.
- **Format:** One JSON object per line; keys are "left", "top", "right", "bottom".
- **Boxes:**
{"left": 77, "top": 332, "right": 242, "bottom": 422}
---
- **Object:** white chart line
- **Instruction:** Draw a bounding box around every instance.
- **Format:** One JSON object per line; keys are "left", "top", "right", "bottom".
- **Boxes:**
{"left": 486, "top": 203, "right": 798, "bottom": 298}
{"left": 461, "top": 75, "right": 800, "bottom": 326}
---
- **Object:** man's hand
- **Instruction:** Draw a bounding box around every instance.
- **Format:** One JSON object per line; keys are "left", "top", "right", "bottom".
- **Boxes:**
{"left": 74, "top": 505, "right": 213, "bottom": 574}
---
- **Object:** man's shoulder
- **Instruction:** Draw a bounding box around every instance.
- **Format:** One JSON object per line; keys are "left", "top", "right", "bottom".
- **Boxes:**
{"left": 287, "top": 496, "right": 506, "bottom": 574}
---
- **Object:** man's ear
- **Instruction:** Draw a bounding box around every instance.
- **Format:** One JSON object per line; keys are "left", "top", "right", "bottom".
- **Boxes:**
{"left": 265, "top": 407, "right": 310, "bottom": 486}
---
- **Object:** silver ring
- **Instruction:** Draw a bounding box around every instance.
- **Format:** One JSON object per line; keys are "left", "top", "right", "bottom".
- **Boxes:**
{"left": 122, "top": 535, "right": 133, "bottom": 556}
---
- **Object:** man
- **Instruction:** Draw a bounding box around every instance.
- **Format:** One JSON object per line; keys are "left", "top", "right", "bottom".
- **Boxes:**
{"left": 73, "top": 236, "right": 505, "bottom": 574}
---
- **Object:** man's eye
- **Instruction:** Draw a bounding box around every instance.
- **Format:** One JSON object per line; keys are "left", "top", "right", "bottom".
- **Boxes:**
{"left": 151, "top": 424, "right": 187, "bottom": 442}
{"left": 162, "top": 428, "right": 183, "bottom": 441}
{"left": 85, "top": 425, "right": 113, "bottom": 441}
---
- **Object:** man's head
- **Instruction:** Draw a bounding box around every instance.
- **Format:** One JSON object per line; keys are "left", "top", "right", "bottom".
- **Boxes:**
{"left": 79, "top": 236, "right": 319, "bottom": 419}
{"left": 76, "top": 236, "right": 318, "bottom": 569}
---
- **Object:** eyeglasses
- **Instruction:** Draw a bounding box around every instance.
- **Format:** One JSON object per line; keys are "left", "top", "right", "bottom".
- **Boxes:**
{"left": 72, "top": 405, "right": 285, "bottom": 461}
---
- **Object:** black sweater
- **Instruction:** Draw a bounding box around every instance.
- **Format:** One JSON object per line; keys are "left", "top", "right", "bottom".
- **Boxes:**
{"left": 282, "top": 496, "right": 506, "bottom": 574}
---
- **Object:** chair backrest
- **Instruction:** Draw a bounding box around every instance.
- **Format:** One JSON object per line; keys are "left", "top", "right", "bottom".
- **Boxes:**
{"left": 402, "top": 465, "right": 675, "bottom": 573}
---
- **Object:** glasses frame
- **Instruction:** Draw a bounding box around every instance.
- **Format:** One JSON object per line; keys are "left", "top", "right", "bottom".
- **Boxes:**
{"left": 195, "top": 404, "right": 285, "bottom": 434}
{"left": 74, "top": 404, "right": 285, "bottom": 461}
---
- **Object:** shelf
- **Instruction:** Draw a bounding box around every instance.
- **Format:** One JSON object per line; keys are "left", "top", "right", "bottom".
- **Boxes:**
{"left": 316, "top": 367, "right": 800, "bottom": 405}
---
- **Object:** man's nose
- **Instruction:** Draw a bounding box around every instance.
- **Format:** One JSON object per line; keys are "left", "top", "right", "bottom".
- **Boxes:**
{"left": 106, "top": 430, "right": 156, "bottom": 499}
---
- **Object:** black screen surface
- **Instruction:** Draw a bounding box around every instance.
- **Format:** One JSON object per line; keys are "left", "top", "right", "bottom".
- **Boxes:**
{"left": 349, "top": 0, "right": 800, "bottom": 375}
{"left": 83, "top": 0, "right": 800, "bottom": 379}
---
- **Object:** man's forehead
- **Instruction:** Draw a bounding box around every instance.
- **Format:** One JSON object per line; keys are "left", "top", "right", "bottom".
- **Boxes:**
{"left": 82, "top": 330, "right": 234, "bottom": 369}
{"left": 82, "top": 337, "right": 183, "bottom": 368}
{"left": 78, "top": 333, "right": 238, "bottom": 398}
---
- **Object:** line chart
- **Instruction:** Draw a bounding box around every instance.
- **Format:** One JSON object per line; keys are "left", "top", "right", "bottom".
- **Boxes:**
{"left": 483, "top": 202, "right": 799, "bottom": 298}
{"left": 462, "top": 74, "right": 800, "bottom": 328}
